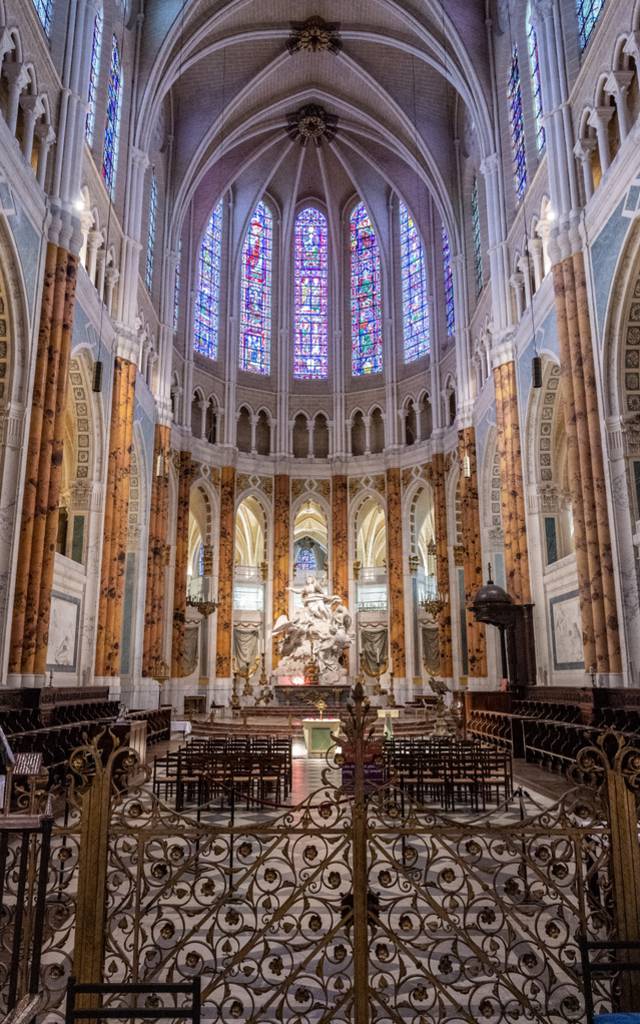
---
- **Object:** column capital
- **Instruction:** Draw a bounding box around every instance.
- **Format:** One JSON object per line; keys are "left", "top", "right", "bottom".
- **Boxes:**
{"left": 573, "top": 136, "right": 597, "bottom": 162}
{"left": 112, "top": 323, "right": 140, "bottom": 364}
{"left": 479, "top": 152, "right": 499, "bottom": 178}
{"left": 604, "top": 70, "right": 634, "bottom": 98}
{"left": 588, "top": 105, "right": 616, "bottom": 130}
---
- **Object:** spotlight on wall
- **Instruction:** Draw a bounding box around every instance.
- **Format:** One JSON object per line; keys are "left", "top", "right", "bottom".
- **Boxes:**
{"left": 463, "top": 453, "right": 471, "bottom": 479}
{"left": 92, "top": 360, "right": 103, "bottom": 393}
{"left": 532, "top": 355, "right": 542, "bottom": 389}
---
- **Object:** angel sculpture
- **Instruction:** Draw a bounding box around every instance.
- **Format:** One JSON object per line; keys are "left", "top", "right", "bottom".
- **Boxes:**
{"left": 272, "top": 575, "right": 353, "bottom": 684}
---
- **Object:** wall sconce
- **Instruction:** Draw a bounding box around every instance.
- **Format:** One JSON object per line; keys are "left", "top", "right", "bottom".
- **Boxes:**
{"left": 408, "top": 554, "right": 420, "bottom": 575}
{"left": 353, "top": 559, "right": 361, "bottom": 580}
{"left": 463, "top": 453, "right": 471, "bottom": 479}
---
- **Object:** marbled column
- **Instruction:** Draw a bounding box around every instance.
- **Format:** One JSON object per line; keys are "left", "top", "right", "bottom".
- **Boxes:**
{"left": 9, "top": 244, "right": 79, "bottom": 676}
{"left": 493, "top": 360, "right": 531, "bottom": 604}
{"left": 458, "top": 428, "right": 487, "bottom": 679}
{"left": 430, "top": 454, "right": 453, "bottom": 678}
{"left": 331, "top": 474, "right": 349, "bottom": 604}
{"left": 572, "top": 250, "right": 621, "bottom": 673}
{"left": 143, "top": 425, "right": 171, "bottom": 677}
{"left": 95, "top": 357, "right": 137, "bottom": 677}
{"left": 171, "top": 451, "right": 194, "bottom": 678}
{"left": 215, "top": 465, "right": 235, "bottom": 678}
{"left": 272, "top": 474, "right": 290, "bottom": 664}
{"left": 552, "top": 253, "right": 623, "bottom": 674}
{"left": 386, "top": 467, "right": 406, "bottom": 678}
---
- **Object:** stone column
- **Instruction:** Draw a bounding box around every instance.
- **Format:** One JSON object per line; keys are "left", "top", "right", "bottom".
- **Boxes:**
{"left": 331, "top": 474, "right": 349, "bottom": 605}
{"left": 94, "top": 357, "right": 137, "bottom": 679}
{"left": 588, "top": 107, "right": 615, "bottom": 175}
{"left": 492, "top": 357, "right": 532, "bottom": 604}
{"left": 385, "top": 467, "right": 406, "bottom": 680}
{"left": 458, "top": 427, "right": 487, "bottom": 681}
{"left": 604, "top": 72, "right": 634, "bottom": 142}
{"left": 215, "top": 466, "right": 235, "bottom": 680}
{"left": 272, "top": 474, "right": 290, "bottom": 664}
{"left": 9, "top": 243, "right": 79, "bottom": 680}
{"left": 142, "top": 424, "right": 171, "bottom": 678}
{"left": 551, "top": 247, "right": 622, "bottom": 678}
{"left": 430, "top": 452, "right": 453, "bottom": 680}
{"left": 573, "top": 139, "right": 596, "bottom": 204}
{"left": 171, "top": 451, "right": 195, "bottom": 678}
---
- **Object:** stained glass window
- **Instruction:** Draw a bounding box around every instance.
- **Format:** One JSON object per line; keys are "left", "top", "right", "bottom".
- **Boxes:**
{"left": 294, "top": 207, "right": 328, "bottom": 379}
{"left": 350, "top": 201, "right": 383, "bottom": 376}
{"left": 193, "top": 200, "right": 223, "bottom": 359}
{"left": 508, "top": 46, "right": 527, "bottom": 199}
{"left": 102, "top": 36, "right": 123, "bottom": 198}
{"left": 145, "top": 174, "right": 158, "bottom": 292}
{"left": 527, "top": 5, "right": 545, "bottom": 153}
{"left": 471, "top": 178, "right": 483, "bottom": 296}
{"left": 85, "top": 7, "right": 103, "bottom": 145}
{"left": 32, "top": 0, "right": 53, "bottom": 35}
{"left": 399, "top": 202, "right": 430, "bottom": 363}
{"left": 239, "top": 201, "right": 273, "bottom": 375}
{"left": 296, "top": 546, "right": 317, "bottom": 572}
{"left": 442, "top": 224, "right": 455, "bottom": 337}
{"left": 173, "top": 240, "right": 182, "bottom": 333}
{"left": 577, "top": 0, "right": 605, "bottom": 52}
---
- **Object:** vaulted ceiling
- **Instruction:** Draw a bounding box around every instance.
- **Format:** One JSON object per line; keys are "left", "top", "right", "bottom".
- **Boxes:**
{"left": 137, "top": 0, "right": 495, "bottom": 255}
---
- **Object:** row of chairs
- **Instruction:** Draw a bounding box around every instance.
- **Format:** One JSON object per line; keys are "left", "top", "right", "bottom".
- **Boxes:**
{"left": 153, "top": 738, "right": 292, "bottom": 813}
{"left": 384, "top": 738, "right": 513, "bottom": 811}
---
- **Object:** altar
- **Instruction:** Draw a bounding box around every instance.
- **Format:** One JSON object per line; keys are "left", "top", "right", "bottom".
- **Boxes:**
{"left": 301, "top": 718, "right": 341, "bottom": 757}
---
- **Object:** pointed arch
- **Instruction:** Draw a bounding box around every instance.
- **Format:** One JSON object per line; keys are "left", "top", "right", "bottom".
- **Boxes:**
{"left": 399, "top": 200, "right": 430, "bottom": 363}
{"left": 194, "top": 198, "right": 223, "bottom": 359}
{"left": 294, "top": 206, "right": 328, "bottom": 380}
{"left": 239, "top": 199, "right": 273, "bottom": 375}
{"left": 350, "top": 200, "right": 382, "bottom": 376}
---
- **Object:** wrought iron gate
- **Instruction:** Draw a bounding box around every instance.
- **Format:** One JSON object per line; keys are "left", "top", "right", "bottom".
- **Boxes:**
{"left": 4, "top": 686, "right": 640, "bottom": 1023}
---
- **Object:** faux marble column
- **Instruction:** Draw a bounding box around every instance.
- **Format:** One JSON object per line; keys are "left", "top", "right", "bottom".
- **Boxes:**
{"left": 272, "top": 475, "right": 290, "bottom": 664}
{"left": 458, "top": 428, "right": 487, "bottom": 679}
{"left": 331, "top": 474, "right": 348, "bottom": 604}
{"left": 95, "top": 357, "right": 137, "bottom": 677}
{"left": 171, "top": 451, "right": 195, "bottom": 678}
{"left": 142, "top": 425, "right": 171, "bottom": 677}
{"left": 572, "top": 251, "right": 621, "bottom": 673}
{"left": 215, "top": 466, "right": 235, "bottom": 678}
{"left": 9, "top": 243, "right": 79, "bottom": 677}
{"left": 430, "top": 453, "right": 453, "bottom": 679}
{"left": 386, "top": 467, "right": 406, "bottom": 679}
{"left": 493, "top": 360, "right": 531, "bottom": 604}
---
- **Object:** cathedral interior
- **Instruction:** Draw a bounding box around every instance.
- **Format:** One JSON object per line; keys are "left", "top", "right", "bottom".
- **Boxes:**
{"left": 4, "top": 0, "right": 640, "bottom": 1021}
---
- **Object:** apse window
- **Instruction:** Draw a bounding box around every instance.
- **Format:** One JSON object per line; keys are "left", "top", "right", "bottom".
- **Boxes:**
{"left": 193, "top": 200, "right": 223, "bottom": 359}
{"left": 577, "top": 0, "right": 606, "bottom": 52}
{"left": 32, "top": 0, "right": 53, "bottom": 36}
{"left": 239, "top": 201, "right": 273, "bottom": 375}
{"left": 399, "top": 202, "right": 430, "bottom": 363}
{"left": 102, "top": 36, "right": 123, "bottom": 198}
{"left": 527, "top": 4, "right": 545, "bottom": 153}
{"left": 350, "top": 201, "right": 383, "bottom": 376}
{"left": 508, "top": 45, "right": 527, "bottom": 199}
{"left": 294, "top": 207, "right": 328, "bottom": 379}
{"left": 85, "top": 6, "right": 103, "bottom": 144}
{"left": 442, "top": 224, "right": 455, "bottom": 337}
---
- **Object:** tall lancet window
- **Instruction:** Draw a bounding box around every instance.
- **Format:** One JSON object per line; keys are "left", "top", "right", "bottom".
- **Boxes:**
{"left": 102, "top": 36, "right": 123, "bottom": 198}
{"left": 145, "top": 174, "right": 158, "bottom": 292}
{"left": 193, "top": 199, "right": 223, "bottom": 359}
{"left": 85, "top": 6, "right": 103, "bottom": 145}
{"left": 239, "top": 201, "right": 273, "bottom": 375}
{"left": 508, "top": 45, "right": 527, "bottom": 199}
{"left": 399, "top": 201, "right": 430, "bottom": 362}
{"left": 442, "top": 224, "right": 455, "bottom": 337}
{"left": 294, "top": 207, "right": 328, "bottom": 379}
{"left": 173, "top": 239, "right": 182, "bottom": 333}
{"left": 577, "top": 0, "right": 605, "bottom": 52}
{"left": 471, "top": 178, "right": 483, "bottom": 296}
{"left": 32, "top": 0, "right": 53, "bottom": 35}
{"left": 527, "top": 4, "right": 545, "bottom": 153}
{"left": 350, "top": 201, "right": 382, "bottom": 376}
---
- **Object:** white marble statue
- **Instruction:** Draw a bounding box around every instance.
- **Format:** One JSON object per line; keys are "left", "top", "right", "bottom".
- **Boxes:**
{"left": 272, "top": 576, "right": 353, "bottom": 684}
